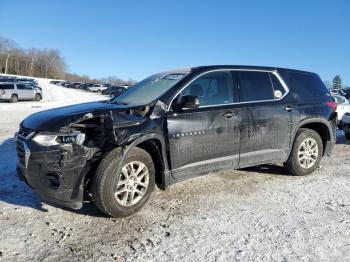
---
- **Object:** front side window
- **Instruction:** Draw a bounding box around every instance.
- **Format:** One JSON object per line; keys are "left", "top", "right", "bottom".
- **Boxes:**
{"left": 238, "top": 71, "right": 274, "bottom": 102}
{"left": 17, "top": 84, "right": 26, "bottom": 90}
{"left": 181, "top": 71, "right": 234, "bottom": 107}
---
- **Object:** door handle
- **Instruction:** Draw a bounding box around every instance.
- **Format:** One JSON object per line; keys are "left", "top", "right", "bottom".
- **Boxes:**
{"left": 223, "top": 111, "right": 236, "bottom": 118}
{"left": 285, "top": 106, "right": 294, "bottom": 112}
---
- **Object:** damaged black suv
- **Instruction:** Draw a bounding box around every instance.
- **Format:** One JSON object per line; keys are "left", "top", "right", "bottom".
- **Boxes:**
{"left": 16, "top": 66, "right": 337, "bottom": 217}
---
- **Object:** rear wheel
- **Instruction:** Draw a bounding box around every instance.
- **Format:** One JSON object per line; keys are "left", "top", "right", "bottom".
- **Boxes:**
{"left": 284, "top": 128, "right": 323, "bottom": 176}
{"left": 35, "top": 93, "right": 41, "bottom": 101}
{"left": 10, "top": 94, "right": 18, "bottom": 103}
{"left": 92, "top": 147, "right": 155, "bottom": 217}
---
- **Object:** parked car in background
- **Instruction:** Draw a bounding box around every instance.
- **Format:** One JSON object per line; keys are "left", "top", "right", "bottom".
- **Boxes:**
{"left": 102, "top": 85, "right": 127, "bottom": 97}
{"left": 0, "top": 82, "right": 42, "bottom": 102}
{"left": 77, "top": 83, "right": 94, "bottom": 90}
{"left": 341, "top": 113, "right": 350, "bottom": 140}
{"left": 339, "top": 88, "right": 350, "bottom": 99}
{"left": 20, "top": 81, "right": 42, "bottom": 91}
{"left": 332, "top": 94, "right": 350, "bottom": 123}
{"left": 16, "top": 65, "right": 337, "bottom": 217}
{"left": 87, "top": 84, "right": 109, "bottom": 93}
{"left": 332, "top": 94, "right": 350, "bottom": 140}
{"left": 67, "top": 82, "right": 83, "bottom": 89}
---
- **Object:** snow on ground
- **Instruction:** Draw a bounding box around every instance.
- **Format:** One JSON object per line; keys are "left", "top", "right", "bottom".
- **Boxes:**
{"left": 1, "top": 78, "right": 350, "bottom": 261}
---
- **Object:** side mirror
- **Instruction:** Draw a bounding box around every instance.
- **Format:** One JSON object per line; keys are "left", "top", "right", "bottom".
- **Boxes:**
{"left": 174, "top": 95, "right": 200, "bottom": 110}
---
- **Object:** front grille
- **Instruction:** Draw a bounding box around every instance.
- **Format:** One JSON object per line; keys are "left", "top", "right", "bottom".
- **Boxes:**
{"left": 16, "top": 126, "right": 34, "bottom": 168}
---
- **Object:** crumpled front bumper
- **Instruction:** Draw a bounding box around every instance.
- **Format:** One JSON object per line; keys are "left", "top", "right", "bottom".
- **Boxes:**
{"left": 15, "top": 135, "right": 94, "bottom": 210}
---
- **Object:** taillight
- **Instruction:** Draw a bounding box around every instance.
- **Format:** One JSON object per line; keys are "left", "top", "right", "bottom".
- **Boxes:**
{"left": 326, "top": 101, "right": 337, "bottom": 112}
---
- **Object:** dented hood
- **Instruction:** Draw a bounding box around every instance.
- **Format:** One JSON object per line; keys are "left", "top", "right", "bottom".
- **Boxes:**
{"left": 21, "top": 101, "right": 135, "bottom": 131}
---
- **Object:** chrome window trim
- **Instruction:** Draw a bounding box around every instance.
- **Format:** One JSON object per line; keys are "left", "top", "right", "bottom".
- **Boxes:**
{"left": 168, "top": 68, "right": 290, "bottom": 110}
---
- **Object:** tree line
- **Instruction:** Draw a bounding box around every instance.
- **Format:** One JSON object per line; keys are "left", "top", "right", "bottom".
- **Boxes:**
{"left": 0, "top": 37, "right": 136, "bottom": 85}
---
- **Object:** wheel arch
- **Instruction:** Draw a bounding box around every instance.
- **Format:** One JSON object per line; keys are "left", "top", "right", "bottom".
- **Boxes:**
{"left": 291, "top": 118, "right": 335, "bottom": 156}
{"left": 112, "top": 133, "right": 170, "bottom": 190}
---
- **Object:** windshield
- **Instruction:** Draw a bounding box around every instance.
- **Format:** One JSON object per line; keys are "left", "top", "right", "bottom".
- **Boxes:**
{"left": 112, "top": 72, "right": 186, "bottom": 105}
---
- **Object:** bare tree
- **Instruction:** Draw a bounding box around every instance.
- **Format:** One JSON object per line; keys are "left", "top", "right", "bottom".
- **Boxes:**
{"left": 0, "top": 36, "right": 136, "bottom": 85}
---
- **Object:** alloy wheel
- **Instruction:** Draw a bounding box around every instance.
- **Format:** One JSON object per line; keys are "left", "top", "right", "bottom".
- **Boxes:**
{"left": 114, "top": 161, "right": 149, "bottom": 206}
{"left": 297, "top": 138, "right": 319, "bottom": 169}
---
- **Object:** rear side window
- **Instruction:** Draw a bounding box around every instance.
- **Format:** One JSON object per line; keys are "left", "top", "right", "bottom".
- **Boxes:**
{"left": 0, "top": 84, "right": 14, "bottom": 90}
{"left": 238, "top": 71, "right": 273, "bottom": 102}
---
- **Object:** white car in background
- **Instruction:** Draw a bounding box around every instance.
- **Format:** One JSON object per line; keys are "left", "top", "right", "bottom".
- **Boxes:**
{"left": 86, "top": 84, "right": 109, "bottom": 93}
{"left": 333, "top": 94, "right": 350, "bottom": 140}
{"left": 0, "top": 82, "right": 42, "bottom": 102}
{"left": 332, "top": 94, "right": 350, "bottom": 122}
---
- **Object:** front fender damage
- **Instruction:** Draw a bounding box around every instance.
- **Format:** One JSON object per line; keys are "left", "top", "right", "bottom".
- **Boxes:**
{"left": 39, "top": 106, "right": 156, "bottom": 209}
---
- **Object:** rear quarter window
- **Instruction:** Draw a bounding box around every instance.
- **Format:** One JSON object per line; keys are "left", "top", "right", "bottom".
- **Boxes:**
{"left": 289, "top": 72, "right": 330, "bottom": 99}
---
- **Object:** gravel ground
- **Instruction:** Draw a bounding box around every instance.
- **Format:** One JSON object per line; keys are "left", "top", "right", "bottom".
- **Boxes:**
{"left": 1, "top": 78, "right": 350, "bottom": 261}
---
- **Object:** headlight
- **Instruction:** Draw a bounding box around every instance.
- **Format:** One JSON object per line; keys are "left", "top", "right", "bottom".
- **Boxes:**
{"left": 32, "top": 132, "right": 85, "bottom": 146}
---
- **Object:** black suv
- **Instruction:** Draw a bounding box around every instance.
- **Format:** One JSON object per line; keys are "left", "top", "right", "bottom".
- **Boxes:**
{"left": 16, "top": 66, "right": 337, "bottom": 217}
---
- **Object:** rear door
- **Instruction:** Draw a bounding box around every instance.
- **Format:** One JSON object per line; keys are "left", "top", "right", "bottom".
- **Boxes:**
{"left": 166, "top": 71, "right": 240, "bottom": 180}
{"left": 235, "top": 70, "right": 292, "bottom": 167}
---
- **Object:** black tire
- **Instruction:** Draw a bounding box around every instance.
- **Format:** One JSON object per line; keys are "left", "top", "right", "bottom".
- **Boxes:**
{"left": 92, "top": 147, "right": 155, "bottom": 217}
{"left": 284, "top": 128, "right": 323, "bottom": 176}
{"left": 35, "top": 93, "right": 41, "bottom": 101}
{"left": 10, "top": 94, "right": 18, "bottom": 103}
{"left": 98, "top": 89, "right": 102, "bottom": 93}
{"left": 345, "top": 132, "right": 350, "bottom": 140}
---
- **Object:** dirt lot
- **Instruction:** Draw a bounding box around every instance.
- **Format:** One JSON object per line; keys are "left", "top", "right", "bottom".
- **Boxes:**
{"left": 1, "top": 79, "right": 350, "bottom": 261}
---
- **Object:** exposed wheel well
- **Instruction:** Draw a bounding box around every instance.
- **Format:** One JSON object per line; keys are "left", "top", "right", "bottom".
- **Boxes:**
{"left": 136, "top": 139, "right": 165, "bottom": 189}
{"left": 299, "top": 122, "right": 330, "bottom": 155}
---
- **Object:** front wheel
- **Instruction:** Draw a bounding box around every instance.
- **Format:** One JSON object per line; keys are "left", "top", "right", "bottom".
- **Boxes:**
{"left": 284, "top": 128, "right": 323, "bottom": 176}
{"left": 10, "top": 94, "right": 18, "bottom": 103}
{"left": 92, "top": 147, "right": 155, "bottom": 217}
{"left": 35, "top": 93, "right": 41, "bottom": 101}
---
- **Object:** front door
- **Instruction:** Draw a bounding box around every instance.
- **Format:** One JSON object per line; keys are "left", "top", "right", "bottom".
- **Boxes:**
{"left": 16, "top": 83, "right": 33, "bottom": 99}
{"left": 166, "top": 71, "right": 240, "bottom": 180}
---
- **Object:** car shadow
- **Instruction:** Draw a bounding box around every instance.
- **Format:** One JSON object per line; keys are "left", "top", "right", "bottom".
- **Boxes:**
{"left": 241, "top": 164, "right": 290, "bottom": 176}
{"left": 0, "top": 138, "right": 45, "bottom": 211}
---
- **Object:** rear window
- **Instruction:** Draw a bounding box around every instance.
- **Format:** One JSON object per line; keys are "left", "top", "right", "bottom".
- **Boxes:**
{"left": 238, "top": 71, "right": 274, "bottom": 102}
{"left": 0, "top": 84, "right": 14, "bottom": 90}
